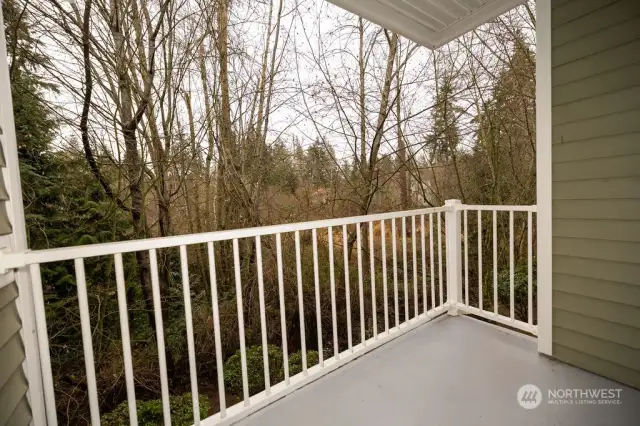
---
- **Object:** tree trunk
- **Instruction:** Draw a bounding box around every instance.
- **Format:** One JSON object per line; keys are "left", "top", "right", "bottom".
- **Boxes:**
{"left": 110, "top": 0, "right": 156, "bottom": 332}
{"left": 396, "top": 51, "right": 409, "bottom": 209}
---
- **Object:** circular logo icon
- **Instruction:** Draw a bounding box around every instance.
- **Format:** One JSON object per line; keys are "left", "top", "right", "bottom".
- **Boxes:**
{"left": 517, "top": 384, "right": 542, "bottom": 409}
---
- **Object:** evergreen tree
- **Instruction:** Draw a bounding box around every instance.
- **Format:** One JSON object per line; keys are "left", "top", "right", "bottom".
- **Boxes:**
{"left": 5, "top": 6, "right": 139, "bottom": 422}
{"left": 305, "top": 138, "right": 336, "bottom": 188}
{"left": 425, "top": 72, "right": 464, "bottom": 162}
{"left": 5, "top": 0, "right": 58, "bottom": 240}
{"left": 5, "top": 0, "right": 131, "bottom": 273}
{"left": 474, "top": 32, "right": 536, "bottom": 205}
{"left": 263, "top": 139, "right": 297, "bottom": 193}
{"left": 6, "top": 0, "right": 132, "bottom": 291}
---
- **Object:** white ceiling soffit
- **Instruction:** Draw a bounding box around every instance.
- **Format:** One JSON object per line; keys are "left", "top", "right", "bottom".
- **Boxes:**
{"left": 326, "top": 0, "right": 525, "bottom": 49}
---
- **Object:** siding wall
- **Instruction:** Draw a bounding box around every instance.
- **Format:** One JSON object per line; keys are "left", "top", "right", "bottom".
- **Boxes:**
{"left": 551, "top": 0, "right": 640, "bottom": 388}
{"left": 0, "top": 282, "right": 31, "bottom": 426}
{"left": 0, "top": 76, "right": 31, "bottom": 423}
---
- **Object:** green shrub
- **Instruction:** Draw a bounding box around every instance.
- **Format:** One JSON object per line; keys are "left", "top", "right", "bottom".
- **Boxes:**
{"left": 497, "top": 262, "right": 537, "bottom": 322}
{"left": 101, "top": 393, "right": 210, "bottom": 426}
{"left": 288, "top": 350, "right": 319, "bottom": 376}
{"left": 223, "top": 345, "right": 284, "bottom": 396}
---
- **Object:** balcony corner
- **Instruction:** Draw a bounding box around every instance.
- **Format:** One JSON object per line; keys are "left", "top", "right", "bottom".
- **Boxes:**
{"left": 444, "top": 199, "right": 462, "bottom": 316}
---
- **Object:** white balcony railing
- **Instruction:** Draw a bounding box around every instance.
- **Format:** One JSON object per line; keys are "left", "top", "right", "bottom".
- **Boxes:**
{"left": 1, "top": 200, "right": 536, "bottom": 426}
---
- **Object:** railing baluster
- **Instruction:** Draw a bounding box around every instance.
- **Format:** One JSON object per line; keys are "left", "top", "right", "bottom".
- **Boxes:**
{"left": 392, "top": 218, "right": 399, "bottom": 327}
{"left": 478, "top": 211, "right": 483, "bottom": 311}
{"left": 149, "top": 249, "right": 171, "bottom": 424}
{"left": 429, "top": 214, "right": 435, "bottom": 310}
{"left": 412, "top": 216, "right": 418, "bottom": 319}
{"left": 74, "top": 258, "right": 100, "bottom": 425}
{"left": 381, "top": 220, "right": 389, "bottom": 331}
{"left": 18, "top": 204, "right": 543, "bottom": 426}
{"left": 464, "top": 210, "right": 468, "bottom": 306}
{"left": 402, "top": 217, "right": 408, "bottom": 323}
{"left": 233, "top": 239, "right": 250, "bottom": 403}
{"left": 509, "top": 211, "right": 515, "bottom": 320}
{"left": 255, "top": 236, "right": 271, "bottom": 394}
{"left": 328, "top": 227, "right": 339, "bottom": 358}
{"left": 114, "top": 254, "right": 138, "bottom": 426}
{"left": 295, "top": 231, "right": 308, "bottom": 372}
{"left": 368, "top": 222, "right": 377, "bottom": 338}
{"left": 30, "top": 264, "right": 58, "bottom": 426}
{"left": 421, "top": 215, "right": 427, "bottom": 314}
{"left": 180, "top": 246, "right": 200, "bottom": 424}
{"left": 528, "top": 211, "right": 533, "bottom": 325}
{"left": 493, "top": 211, "right": 498, "bottom": 315}
{"left": 207, "top": 242, "right": 226, "bottom": 416}
{"left": 275, "top": 234, "right": 289, "bottom": 384}
{"left": 356, "top": 224, "right": 365, "bottom": 344}
{"left": 342, "top": 225, "right": 353, "bottom": 352}
{"left": 312, "top": 229, "right": 324, "bottom": 366}
{"left": 438, "top": 212, "right": 443, "bottom": 307}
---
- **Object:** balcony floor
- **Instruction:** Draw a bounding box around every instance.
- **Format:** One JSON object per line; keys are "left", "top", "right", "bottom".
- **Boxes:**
{"left": 237, "top": 315, "right": 640, "bottom": 426}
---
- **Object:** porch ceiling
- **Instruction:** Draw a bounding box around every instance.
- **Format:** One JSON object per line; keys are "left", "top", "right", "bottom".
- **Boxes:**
{"left": 326, "top": 0, "right": 525, "bottom": 49}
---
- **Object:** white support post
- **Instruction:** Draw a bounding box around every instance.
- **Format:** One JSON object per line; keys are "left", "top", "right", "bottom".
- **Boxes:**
{"left": 536, "top": 0, "right": 553, "bottom": 356}
{"left": 445, "top": 200, "right": 462, "bottom": 316}
{"left": 0, "top": 8, "right": 47, "bottom": 426}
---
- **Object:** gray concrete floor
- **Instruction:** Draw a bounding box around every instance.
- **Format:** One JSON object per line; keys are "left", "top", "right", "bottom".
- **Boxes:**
{"left": 238, "top": 315, "right": 640, "bottom": 426}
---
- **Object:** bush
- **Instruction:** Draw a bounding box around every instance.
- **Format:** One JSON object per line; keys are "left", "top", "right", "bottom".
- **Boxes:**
{"left": 288, "top": 350, "right": 319, "bottom": 376}
{"left": 497, "top": 262, "right": 537, "bottom": 322}
{"left": 101, "top": 393, "right": 210, "bottom": 426}
{"left": 223, "top": 345, "right": 284, "bottom": 396}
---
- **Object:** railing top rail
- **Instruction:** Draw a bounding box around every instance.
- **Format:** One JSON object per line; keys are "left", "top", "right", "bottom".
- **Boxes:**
{"left": 461, "top": 204, "right": 537, "bottom": 212}
{"left": 2, "top": 206, "right": 450, "bottom": 268}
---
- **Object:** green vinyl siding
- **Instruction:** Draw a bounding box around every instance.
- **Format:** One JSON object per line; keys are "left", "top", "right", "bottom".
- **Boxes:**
{"left": 552, "top": 65, "right": 640, "bottom": 106}
{"left": 551, "top": 39, "right": 640, "bottom": 86}
{"left": 553, "top": 199, "right": 640, "bottom": 221}
{"left": 553, "top": 0, "right": 640, "bottom": 46}
{"left": 552, "top": 87, "right": 640, "bottom": 126}
{"left": 0, "top": 282, "right": 31, "bottom": 426}
{"left": 552, "top": 109, "right": 640, "bottom": 144}
{"left": 553, "top": 255, "right": 640, "bottom": 286}
{"left": 0, "top": 66, "right": 31, "bottom": 424}
{"left": 552, "top": 17, "right": 640, "bottom": 66}
{"left": 551, "top": 0, "right": 640, "bottom": 388}
{"left": 553, "top": 153, "right": 640, "bottom": 182}
{"left": 552, "top": 0, "right": 620, "bottom": 27}
{"left": 553, "top": 176, "right": 640, "bottom": 199}
{"left": 554, "top": 132, "right": 640, "bottom": 161}
{"left": 6, "top": 399, "right": 31, "bottom": 426}
{"left": 553, "top": 344, "right": 640, "bottom": 388}
{"left": 554, "top": 307, "right": 640, "bottom": 348}
{"left": 553, "top": 219, "right": 640, "bottom": 242}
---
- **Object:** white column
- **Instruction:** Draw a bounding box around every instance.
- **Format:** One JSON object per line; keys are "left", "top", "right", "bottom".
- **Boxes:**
{"left": 445, "top": 199, "right": 462, "bottom": 316}
{"left": 536, "top": 0, "right": 553, "bottom": 356}
{"left": 0, "top": 8, "right": 47, "bottom": 425}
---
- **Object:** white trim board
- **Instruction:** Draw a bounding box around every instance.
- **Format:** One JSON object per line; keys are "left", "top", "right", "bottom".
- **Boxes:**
{"left": 535, "top": 0, "right": 553, "bottom": 356}
{"left": 0, "top": 7, "right": 47, "bottom": 425}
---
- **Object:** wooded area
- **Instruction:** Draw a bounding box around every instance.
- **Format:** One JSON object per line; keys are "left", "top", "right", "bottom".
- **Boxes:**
{"left": 5, "top": 0, "right": 536, "bottom": 423}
